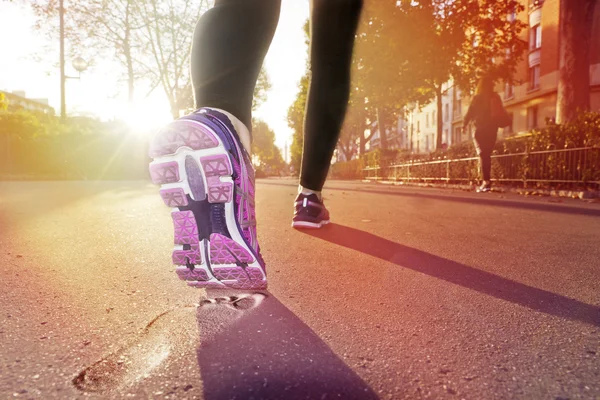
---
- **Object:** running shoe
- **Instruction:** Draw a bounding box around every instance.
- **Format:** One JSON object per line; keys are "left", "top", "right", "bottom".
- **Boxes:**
{"left": 476, "top": 181, "right": 492, "bottom": 193}
{"left": 148, "top": 108, "right": 266, "bottom": 290}
{"left": 292, "top": 193, "right": 330, "bottom": 229}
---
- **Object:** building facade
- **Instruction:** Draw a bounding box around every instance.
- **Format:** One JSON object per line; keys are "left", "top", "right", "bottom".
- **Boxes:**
{"left": 0, "top": 90, "right": 55, "bottom": 115}
{"left": 401, "top": 83, "right": 456, "bottom": 153}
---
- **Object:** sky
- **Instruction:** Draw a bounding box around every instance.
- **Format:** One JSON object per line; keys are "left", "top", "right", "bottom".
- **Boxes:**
{"left": 0, "top": 1, "right": 309, "bottom": 157}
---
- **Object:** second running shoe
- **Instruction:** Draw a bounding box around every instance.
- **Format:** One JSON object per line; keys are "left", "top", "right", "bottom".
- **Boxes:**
{"left": 292, "top": 193, "right": 330, "bottom": 229}
{"left": 476, "top": 181, "right": 492, "bottom": 193}
{"left": 148, "top": 108, "right": 267, "bottom": 290}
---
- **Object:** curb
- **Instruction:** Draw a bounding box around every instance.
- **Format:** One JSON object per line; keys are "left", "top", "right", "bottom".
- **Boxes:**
{"left": 362, "top": 179, "right": 600, "bottom": 200}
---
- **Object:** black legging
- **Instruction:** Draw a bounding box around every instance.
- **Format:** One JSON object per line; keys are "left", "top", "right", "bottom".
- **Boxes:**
{"left": 474, "top": 130, "right": 497, "bottom": 182}
{"left": 191, "top": 0, "right": 363, "bottom": 191}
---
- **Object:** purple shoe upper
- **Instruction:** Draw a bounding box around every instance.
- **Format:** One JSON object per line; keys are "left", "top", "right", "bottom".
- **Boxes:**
{"left": 293, "top": 193, "right": 330, "bottom": 225}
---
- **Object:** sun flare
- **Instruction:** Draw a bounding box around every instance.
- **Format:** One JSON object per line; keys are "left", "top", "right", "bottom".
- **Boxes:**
{"left": 120, "top": 101, "right": 172, "bottom": 135}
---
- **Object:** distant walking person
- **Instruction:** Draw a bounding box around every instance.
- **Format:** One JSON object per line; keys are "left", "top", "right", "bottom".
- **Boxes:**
{"left": 148, "top": 0, "right": 363, "bottom": 290}
{"left": 463, "top": 75, "right": 509, "bottom": 193}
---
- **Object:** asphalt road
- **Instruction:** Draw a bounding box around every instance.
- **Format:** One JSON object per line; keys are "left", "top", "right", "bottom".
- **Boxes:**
{"left": 1, "top": 179, "right": 599, "bottom": 399}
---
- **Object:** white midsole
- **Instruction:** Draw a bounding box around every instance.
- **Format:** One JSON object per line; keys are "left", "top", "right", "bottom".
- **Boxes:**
{"left": 292, "top": 220, "right": 330, "bottom": 229}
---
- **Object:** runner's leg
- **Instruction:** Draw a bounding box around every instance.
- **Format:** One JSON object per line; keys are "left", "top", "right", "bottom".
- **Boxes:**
{"left": 300, "top": 0, "right": 363, "bottom": 192}
{"left": 191, "top": 0, "right": 281, "bottom": 131}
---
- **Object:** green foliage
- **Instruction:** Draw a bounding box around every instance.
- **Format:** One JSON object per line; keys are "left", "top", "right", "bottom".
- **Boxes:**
{"left": 360, "top": 148, "right": 401, "bottom": 168}
{"left": 0, "top": 93, "right": 7, "bottom": 111}
{"left": 338, "top": 88, "right": 369, "bottom": 158}
{"left": 287, "top": 73, "right": 308, "bottom": 174}
{"left": 0, "top": 109, "right": 48, "bottom": 139}
{"left": 0, "top": 109, "right": 148, "bottom": 179}
{"left": 251, "top": 119, "right": 285, "bottom": 175}
{"left": 453, "top": 0, "right": 528, "bottom": 90}
{"left": 529, "top": 111, "right": 600, "bottom": 150}
{"left": 329, "top": 158, "right": 364, "bottom": 180}
{"left": 253, "top": 67, "right": 272, "bottom": 112}
{"left": 287, "top": 20, "right": 310, "bottom": 174}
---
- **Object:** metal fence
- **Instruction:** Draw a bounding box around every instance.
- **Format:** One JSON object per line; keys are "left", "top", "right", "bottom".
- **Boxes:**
{"left": 363, "top": 147, "right": 600, "bottom": 187}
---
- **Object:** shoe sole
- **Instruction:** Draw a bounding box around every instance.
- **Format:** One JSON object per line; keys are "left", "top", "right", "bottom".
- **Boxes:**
{"left": 149, "top": 118, "right": 267, "bottom": 290}
{"left": 291, "top": 220, "right": 330, "bottom": 229}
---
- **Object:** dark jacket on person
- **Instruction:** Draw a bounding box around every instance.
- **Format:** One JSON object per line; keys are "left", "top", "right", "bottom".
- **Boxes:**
{"left": 464, "top": 92, "right": 502, "bottom": 143}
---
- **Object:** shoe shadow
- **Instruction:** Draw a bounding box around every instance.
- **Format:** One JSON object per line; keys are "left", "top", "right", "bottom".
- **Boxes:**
{"left": 302, "top": 224, "right": 600, "bottom": 327}
{"left": 196, "top": 290, "right": 379, "bottom": 400}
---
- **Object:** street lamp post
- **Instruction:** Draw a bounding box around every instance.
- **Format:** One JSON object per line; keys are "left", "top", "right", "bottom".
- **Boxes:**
{"left": 59, "top": 0, "right": 88, "bottom": 121}
{"left": 59, "top": 0, "right": 66, "bottom": 121}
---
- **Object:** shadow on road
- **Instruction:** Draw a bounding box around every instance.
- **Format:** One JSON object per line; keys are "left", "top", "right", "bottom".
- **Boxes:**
{"left": 196, "top": 290, "right": 379, "bottom": 400}
{"left": 304, "top": 224, "right": 600, "bottom": 327}
{"left": 260, "top": 181, "right": 600, "bottom": 217}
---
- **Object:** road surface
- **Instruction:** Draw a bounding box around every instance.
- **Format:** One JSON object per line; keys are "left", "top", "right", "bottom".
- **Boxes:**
{"left": 1, "top": 179, "right": 599, "bottom": 399}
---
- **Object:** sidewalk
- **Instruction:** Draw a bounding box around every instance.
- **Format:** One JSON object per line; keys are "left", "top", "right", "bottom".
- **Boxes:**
{"left": 360, "top": 178, "right": 600, "bottom": 200}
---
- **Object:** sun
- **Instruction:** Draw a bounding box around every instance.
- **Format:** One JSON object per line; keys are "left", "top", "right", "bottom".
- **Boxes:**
{"left": 121, "top": 99, "right": 173, "bottom": 135}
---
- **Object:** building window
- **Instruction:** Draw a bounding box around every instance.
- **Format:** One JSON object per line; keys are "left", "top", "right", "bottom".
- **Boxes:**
{"left": 444, "top": 104, "right": 449, "bottom": 121}
{"left": 453, "top": 98, "right": 462, "bottom": 118}
{"left": 505, "top": 82, "right": 514, "bottom": 99}
{"left": 453, "top": 127, "right": 462, "bottom": 145}
{"left": 432, "top": 111, "right": 436, "bottom": 125}
{"left": 417, "top": 120, "right": 420, "bottom": 132}
{"left": 426, "top": 114, "right": 429, "bottom": 128}
{"left": 527, "top": 106, "right": 538, "bottom": 130}
{"left": 528, "top": 65, "right": 540, "bottom": 90}
{"left": 530, "top": 24, "right": 542, "bottom": 50}
{"left": 426, "top": 135, "right": 429, "bottom": 152}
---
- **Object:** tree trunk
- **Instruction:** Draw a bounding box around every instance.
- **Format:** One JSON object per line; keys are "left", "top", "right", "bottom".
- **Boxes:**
{"left": 341, "top": 142, "right": 353, "bottom": 161}
{"left": 409, "top": 109, "right": 414, "bottom": 152}
{"left": 361, "top": 118, "right": 376, "bottom": 154}
{"left": 435, "top": 84, "right": 444, "bottom": 150}
{"left": 359, "top": 131, "right": 366, "bottom": 155}
{"left": 170, "top": 100, "right": 180, "bottom": 120}
{"left": 376, "top": 107, "right": 388, "bottom": 150}
{"left": 124, "top": 40, "right": 135, "bottom": 104}
{"left": 556, "top": 0, "right": 597, "bottom": 124}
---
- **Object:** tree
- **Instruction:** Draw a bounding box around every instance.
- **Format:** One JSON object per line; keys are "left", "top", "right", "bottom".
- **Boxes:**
{"left": 357, "top": 0, "right": 527, "bottom": 150}
{"left": 253, "top": 66, "right": 272, "bottom": 112}
{"left": 71, "top": 0, "right": 140, "bottom": 104}
{"left": 287, "top": 20, "right": 310, "bottom": 173}
{"left": 29, "top": 0, "right": 144, "bottom": 104}
{"left": 339, "top": 87, "right": 369, "bottom": 158}
{"left": 353, "top": 2, "right": 419, "bottom": 150}
{"left": 288, "top": 73, "right": 308, "bottom": 173}
{"left": 135, "top": 0, "right": 209, "bottom": 119}
{"left": 251, "top": 119, "right": 285, "bottom": 174}
{"left": 556, "top": 0, "right": 599, "bottom": 124}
